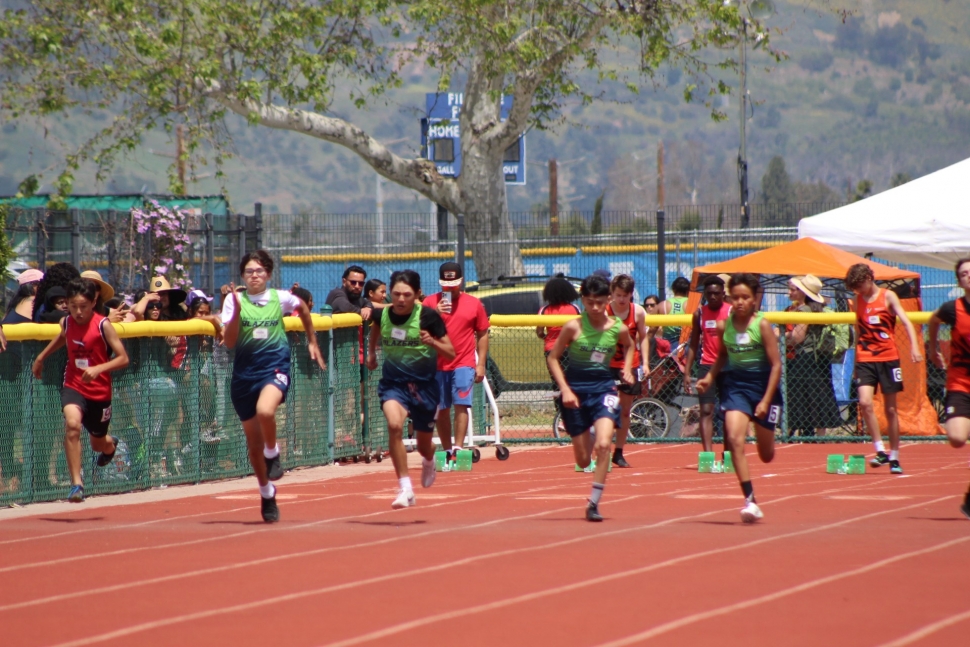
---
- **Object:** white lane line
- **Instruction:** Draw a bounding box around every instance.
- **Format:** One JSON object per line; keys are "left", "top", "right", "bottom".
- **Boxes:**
{"left": 44, "top": 494, "right": 951, "bottom": 647}
{"left": 875, "top": 608, "right": 970, "bottom": 647}
{"left": 595, "top": 536, "right": 970, "bottom": 646}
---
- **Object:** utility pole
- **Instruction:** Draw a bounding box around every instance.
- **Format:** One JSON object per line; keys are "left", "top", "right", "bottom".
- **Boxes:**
{"left": 738, "top": 16, "right": 750, "bottom": 228}
{"left": 176, "top": 124, "right": 186, "bottom": 196}
{"left": 549, "top": 158, "right": 559, "bottom": 236}
{"left": 656, "top": 141, "right": 665, "bottom": 208}
{"left": 376, "top": 175, "right": 384, "bottom": 254}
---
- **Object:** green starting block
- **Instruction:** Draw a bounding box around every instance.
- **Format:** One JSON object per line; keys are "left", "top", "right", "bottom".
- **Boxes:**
{"left": 827, "top": 454, "right": 867, "bottom": 475}
{"left": 435, "top": 449, "right": 474, "bottom": 472}
{"left": 574, "top": 459, "right": 611, "bottom": 473}
{"left": 698, "top": 452, "right": 716, "bottom": 473}
{"left": 723, "top": 451, "right": 735, "bottom": 474}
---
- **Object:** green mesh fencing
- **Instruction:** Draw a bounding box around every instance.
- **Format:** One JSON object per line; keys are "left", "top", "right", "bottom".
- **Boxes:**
{"left": 0, "top": 320, "right": 361, "bottom": 506}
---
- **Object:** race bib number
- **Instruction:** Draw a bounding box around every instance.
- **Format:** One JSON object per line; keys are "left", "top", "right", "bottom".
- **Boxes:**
{"left": 391, "top": 327, "right": 407, "bottom": 341}
{"left": 100, "top": 406, "right": 112, "bottom": 423}
{"left": 879, "top": 332, "right": 889, "bottom": 339}
{"left": 604, "top": 394, "right": 619, "bottom": 411}
{"left": 635, "top": 366, "right": 644, "bottom": 381}
{"left": 892, "top": 367, "right": 902, "bottom": 382}
{"left": 591, "top": 351, "right": 606, "bottom": 363}
{"left": 275, "top": 372, "right": 290, "bottom": 387}
{"left": 253, "top": 327, "right": 268, "bottom": 340}
{"left": 705, "top": 320, "right": 716, "bottom": 329}
{"left": 74, "top": 358, "right": 90, "bottom": 370}
{"left": 736, "top": 333, "right": 750, "bottom": 345}
{"left": 767, "top": 405, "right": 781, "bottom": 424}
{"left": 947, "top": 406, "right": 955, "bottom": 414}
{"left": 868, "top": 315, "right": 880, "bottom": 325}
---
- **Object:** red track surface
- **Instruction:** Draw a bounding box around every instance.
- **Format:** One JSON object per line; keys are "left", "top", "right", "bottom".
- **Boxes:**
{"left": 2, "top": 443, "right": 969, "bottom": 647}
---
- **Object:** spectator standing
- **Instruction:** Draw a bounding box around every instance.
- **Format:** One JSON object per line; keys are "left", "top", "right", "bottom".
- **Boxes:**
{"left": 326, "top": 265, "right": 373, "bottom": 320}
{"left": 0, "top": 270, "right": 39, "bottom": 490}
{"left": 536, "top": 276, "right": 581, "bottom": 433}
{"left": 365, "top": 279, "right": 388, "bottom": 310}
{"left": 4, "top": 269, "right": 44, "bottom": 324}
{"left": 783, "top": 275, "right": 840, "bottom": 436}
{"left": 422, "top": 262, "right": 490, "bottom": 465}
{"left": 660, "top": 277, "right": 691, "bottom": 346}
{"left": 32, "top": 262, "right": 80, "bottom": 322}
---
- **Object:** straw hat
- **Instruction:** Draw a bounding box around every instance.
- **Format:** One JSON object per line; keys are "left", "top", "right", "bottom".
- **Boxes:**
{"left": 148, "top": 276, "right": 187, "bottom": 304}
{"left": 80, "top": 270, "right": 115, "bottom": 301}
{"left": 791, "top": 274, "right": 824, "bottom": 303}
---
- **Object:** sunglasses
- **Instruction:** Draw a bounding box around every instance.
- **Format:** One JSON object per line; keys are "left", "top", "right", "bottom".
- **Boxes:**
{"left": 146, "top": 303, "right": 162, "bottom": 310}
{"left": 348, "top": 280, "right": 364, "bottom": 286}
{"left": 644, "top": 302, "right": 658, "bottom": 307}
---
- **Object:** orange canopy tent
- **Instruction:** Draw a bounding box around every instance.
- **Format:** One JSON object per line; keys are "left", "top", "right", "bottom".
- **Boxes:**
{"left": 683, "top": 237, "right": 938, "bottom": 435}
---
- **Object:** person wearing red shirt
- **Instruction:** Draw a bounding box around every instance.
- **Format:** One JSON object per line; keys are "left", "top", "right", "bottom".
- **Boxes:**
{"left": 929, "top": 257, "right": 970, "bottom": 518}
{"left": 606, "top": 275, "right": 650, "bottom": 468}
{"left": 683, "top": 275, "right": 731, "bottom": 454}
{"left": 31, "top": 278, "right": 130, "bottom": 503}
{"left": 422, "top": 262, "right": 489, "bottom": 465}
{"left": 845, "top": 263, "right": 922, "bottom": 475}
{"left": 537, "top": 276, "right": 581, "bottom": 435}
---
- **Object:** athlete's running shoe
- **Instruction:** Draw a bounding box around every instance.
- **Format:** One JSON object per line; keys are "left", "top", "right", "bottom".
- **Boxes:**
{"left": 265, "top": 454, "right": 284, "bottom": 481}
{"left": 67, "top": 485, "right": 85, "bottom": 503}
{"left": 870, "top": 451, "right": 890, "bottom": 467}
{"left": 96, "top": 436, "right": 119, "bottom": 467}
{"left": 612, "top": 452, "right": 631, "bottom": 468}
{"left": 889, "top": 460, "right": 904, "bottom": 475}
{"left": 392, "top": 489, "right": 416, "bottom": 509}
{"left": 740, "top": 499, "right": 763, "bottom": 523}
{"left": 261, "top": 494, "right": 280, "bottom": 522}
{"left": 421, "top": 458, "right": 436, "bottom": 488}
{"left": 585, "top": 500, "right": 603, "bottom": 522}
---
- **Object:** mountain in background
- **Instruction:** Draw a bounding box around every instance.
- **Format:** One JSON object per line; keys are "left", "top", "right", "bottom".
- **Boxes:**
{"left": 1, "top": 0, "right": 968, "bottom": 220}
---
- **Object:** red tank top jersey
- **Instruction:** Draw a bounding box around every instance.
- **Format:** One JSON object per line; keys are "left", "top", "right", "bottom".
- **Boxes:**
{"left": 855, "top": 288, "right": 899, "bottom": 362}
{"left": 539, "top": 303, "right": 580, "bottom": 352}
{"left": 947, "top": 298, "right": 970, "bottom": 394}
{"left": 63, "top": 313, "right": 112, "bottom": 400}
{"left": 607, "top": 303, "right": 641, "bottom": 368}
{"left": 700, "top": 302, "right": 731, "bottom": 365}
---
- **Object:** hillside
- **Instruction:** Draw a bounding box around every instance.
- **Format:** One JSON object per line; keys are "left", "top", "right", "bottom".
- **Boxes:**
{"left": 1, "top": 0, "right": 968, "bottom": 217}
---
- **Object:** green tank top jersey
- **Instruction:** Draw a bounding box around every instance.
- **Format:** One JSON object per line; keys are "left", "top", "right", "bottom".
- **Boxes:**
{"left": 234, "top": 289, "right": 290, "bottom": 380}
{"left": 379, "top": 304, "right": 437, "bottom": 383}
{"left": 564, "top": 313, "right": 622, "bottom": 392}
{"left": 723, "top": 312, "right": 769, "bottom": 371}
{"left": 662, "top": 296, "right": 688, "bottom": 344}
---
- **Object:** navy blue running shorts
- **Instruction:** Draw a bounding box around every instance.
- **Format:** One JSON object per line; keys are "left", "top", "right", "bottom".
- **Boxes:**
{"left": 378, "top": 379, "right": 440, "bottom": 433}
{"left": 231, "top": 370, "right": 290, "bottom": 422}
{"left": 717, "top": 369, "right": 784, "bottom": 431}
{"left": 559, "top": 389, "right": 621, "bottom": 438}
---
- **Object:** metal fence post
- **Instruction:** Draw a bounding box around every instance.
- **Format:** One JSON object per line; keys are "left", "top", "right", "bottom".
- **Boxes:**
{"left": 35, "top": 209, "right": 47, "bottom": 271}
{"left": 254, "top": 202, "right": 263, "bottom": 250}
{"left": 456, "top": 213, "right": 465, "bottom": 275}
{"left": 237, "top": 213, "right": 247, "bottom": 261}
{"left": 656, "top": 209, "right": 666, "bottom": 301}
{"left": 204, "top": 213, "right": 215, "bottom": 296}
{"left": 780, "top": 333, "right": 789, "bottom": 441}
{"left": 70, "top": 209, "right": 81, "bottom": 269}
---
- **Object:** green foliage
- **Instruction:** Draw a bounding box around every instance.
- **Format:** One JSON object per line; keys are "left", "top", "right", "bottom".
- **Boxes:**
{"left": 850, "top": 179, "right": 873, "bottom": 203}
{"left": 676, "top": 211, "right": 701, "bottom": 231}
{"left": 0, "top": 204, "right": 14, "bottom": 284}
{"left": 760, "top": 156, "right": 793, "bottom": 204}
{"left": 560, "top": 214, "right": 589, "bottom": 237}
{"left": 591, "top": 190, "right": 605, "bottom": 235}
{"left": 890, "top": 172, "right": 912, "bottom": 188}
{"left": 793, "top": 180, "right": 840, "bottom": 203}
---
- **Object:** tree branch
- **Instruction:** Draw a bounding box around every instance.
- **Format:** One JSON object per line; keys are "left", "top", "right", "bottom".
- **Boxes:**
{"left": 205, "top": 81, "right": 461, "bottom": 210}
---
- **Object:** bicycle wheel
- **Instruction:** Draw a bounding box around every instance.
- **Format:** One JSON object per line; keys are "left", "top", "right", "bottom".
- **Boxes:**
{"left": 629, "top": 398, "right": 670, "bottom": 439}
{"left": 552, "top": 412, "right": 567, "bottom": 439}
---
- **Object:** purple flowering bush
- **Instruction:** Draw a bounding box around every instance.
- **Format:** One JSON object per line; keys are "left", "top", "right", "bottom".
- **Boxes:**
{"left": 130, "top": 201, "right": 193, "bottom": 289}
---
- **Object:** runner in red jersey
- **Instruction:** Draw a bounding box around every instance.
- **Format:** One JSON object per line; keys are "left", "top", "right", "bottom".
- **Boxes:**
{"left": 606, "top": 275, "right": 649, "bottom": 468}
{"left": 845, "top": 263, "right": 922, "bottom": 474}
{"left": 684, "top": 275, "right": 731, "bottom": 453}
{"left": 32, "top": 278, "right": 129, "bottom": 503}
{"left": 929, "top": 257, "right": 970, "bottom": 519}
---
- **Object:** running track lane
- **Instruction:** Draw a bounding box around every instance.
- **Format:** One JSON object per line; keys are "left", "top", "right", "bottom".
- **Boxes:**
{"left": 1, "top": 444, "right": 968, "bottom": 647}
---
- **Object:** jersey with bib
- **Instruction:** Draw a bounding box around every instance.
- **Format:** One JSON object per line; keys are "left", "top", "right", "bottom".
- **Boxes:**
{"left": 233, "top": 290, "right": 290, "bottom": 381}
{"left": 723, "top": 312, "right": 768, "bottom": 371}
{"left": 662, "top": 296, "right": 688, "bottom": 344}
{"left": 564, "top": 313, "right": 622, "bottom": 392}
{"left": 380, "top": 305, "right": 437, "bottom": 384}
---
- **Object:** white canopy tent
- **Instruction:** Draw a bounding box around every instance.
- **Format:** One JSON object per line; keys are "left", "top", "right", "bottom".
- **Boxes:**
{"left": 798, "top": 158, "right": 970, "bottom": 270}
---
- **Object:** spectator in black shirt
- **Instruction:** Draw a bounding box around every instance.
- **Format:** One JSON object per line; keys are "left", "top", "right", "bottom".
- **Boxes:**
{"left": 326, "top": 265, "right": 373, "bottom": 321}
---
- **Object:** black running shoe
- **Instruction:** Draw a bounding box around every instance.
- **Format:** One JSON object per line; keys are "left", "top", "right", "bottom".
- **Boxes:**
{"left": 265, "top": 454, "right": 283, "bottom": 481}
{"left": 889, "top": 460, "right": 903, "bottom": 475}
{"left": 869, "top": 451, "right": 890, "bottom": 468}
{"left": 261, "top": 494, "right": 279, "bottom": 523}
{"left": 96, "top": 436, "right": 119, "bottom": 467}
{"left": 585, "top": 500, "right": 603, "bottom": 522}
{"left": 612, "top": 451, "right": 631, "bottom": 468}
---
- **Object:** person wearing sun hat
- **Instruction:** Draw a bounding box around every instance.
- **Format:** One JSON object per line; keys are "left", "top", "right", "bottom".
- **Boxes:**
{"left": 79, "top": 270, "right": 129, "bottom": 323}
{"left": 784, "top": 273, "right": 839, "bottom": 436}
{"left": 133, "top": 276, "right": 188, "bottom": 321}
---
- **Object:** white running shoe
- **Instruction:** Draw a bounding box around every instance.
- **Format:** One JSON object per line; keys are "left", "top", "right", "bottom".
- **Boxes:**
{"left": 421, "top": 458, "right": 436, "bottom": 488}
{"left": 740, "top": 500, "right": 763, "bottom": 523}
{"left": 391, "top": 489, "right": 415, "bottom": 509}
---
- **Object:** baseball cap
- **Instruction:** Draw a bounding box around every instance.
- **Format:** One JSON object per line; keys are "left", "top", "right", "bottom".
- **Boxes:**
{"left": 592, "top": 268, "right": 611, "bottom": 280}
{"left": 186, "top": 289, "right": 214, "bottom": 308}
{"left": 439, "top": 261, "right": 463, "bottom": 288}
{"left": 17, "top": 268, "right": 44, "bottom": 285}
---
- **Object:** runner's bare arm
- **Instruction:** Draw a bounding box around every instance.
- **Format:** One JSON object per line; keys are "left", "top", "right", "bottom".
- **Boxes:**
{"left": 222, "top": 283, "right": 242, "bottom": 349}
{"left": 618, "top": 325, "right": 635, "bottom": 385}
{"left": 294, "top": 299, "right": 326, "bottom": 371}
{"left": 683, "top": 310, "right": 702, "bottom": 393}
{"left": 31, "top": 325, "right": 67, "bottom": 379}
{"left": 366, "top": 316, "right": 381, "bottom": 370}
{"left": 757, "top": 319, "right": 783, "bottom": 419}
{"left": 547, "top": 320, "right": 580, "bottom": 407}
{"left": 928, "top": 312, "right": 945, "bottom": 369}
{"left": 83, "top": 321, "right": 130, "bottom": 382}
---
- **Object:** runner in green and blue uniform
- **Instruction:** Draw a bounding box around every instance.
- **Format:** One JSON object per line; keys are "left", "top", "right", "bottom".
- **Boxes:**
{"left": 367, "top": 269, "right": 454, "bottom": 510}
{"left": 223, "top": 250, "right": 325, "bottom": 523}
{"left": 696, "top": 273, "right": 782, "bottom": 524}
{"left": 548, "top": 274, "right": 635, "bottom": 522}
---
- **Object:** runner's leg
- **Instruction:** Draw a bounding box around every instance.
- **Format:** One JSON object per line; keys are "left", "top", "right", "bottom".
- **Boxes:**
{"left": 62, "top": 405, "right": 84, "bottom": 486}
{"left": 384, "top": 400, "right": 410, "bottom": 479}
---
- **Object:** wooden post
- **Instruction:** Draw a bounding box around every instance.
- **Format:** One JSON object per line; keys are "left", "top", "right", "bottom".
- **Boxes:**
{"left": 549, "top": 158, "right": 559, "bottom": 236}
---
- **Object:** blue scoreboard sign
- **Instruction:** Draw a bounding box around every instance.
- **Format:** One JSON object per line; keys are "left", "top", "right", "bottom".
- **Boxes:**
{"left": 421, "top": 93, "right": 526, "bottom": 185}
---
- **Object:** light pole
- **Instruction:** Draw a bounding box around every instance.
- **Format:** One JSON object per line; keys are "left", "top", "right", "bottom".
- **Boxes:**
{"left": 726, "top": 0, "right": 773, "bottom": 228}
